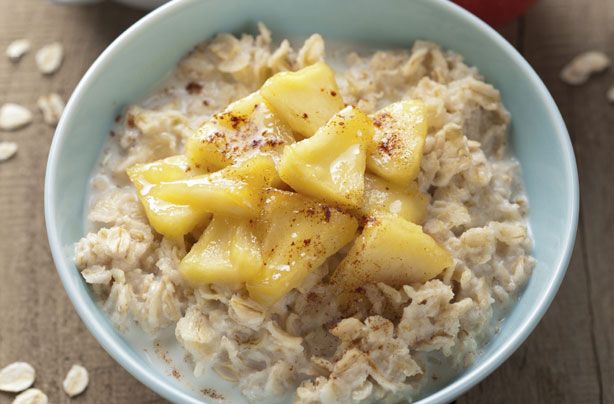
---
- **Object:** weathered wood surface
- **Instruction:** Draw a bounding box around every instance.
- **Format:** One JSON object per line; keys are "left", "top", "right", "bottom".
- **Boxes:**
{"left": 0, "top": 0, "right": 610, "bottom": 402}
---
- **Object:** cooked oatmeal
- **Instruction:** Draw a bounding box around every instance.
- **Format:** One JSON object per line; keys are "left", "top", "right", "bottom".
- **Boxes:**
{"left": 75, "top": 24, "right": 534, "bottom": 402}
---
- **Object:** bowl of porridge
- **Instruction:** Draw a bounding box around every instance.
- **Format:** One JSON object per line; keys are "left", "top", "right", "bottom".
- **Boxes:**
{"left": 44, "top": 0, "right": 578, "bottom": 403}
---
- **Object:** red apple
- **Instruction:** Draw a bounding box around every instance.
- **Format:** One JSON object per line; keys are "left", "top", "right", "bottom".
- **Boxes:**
{"left": 453, "top": 0, "right": 537, "bottom": 27}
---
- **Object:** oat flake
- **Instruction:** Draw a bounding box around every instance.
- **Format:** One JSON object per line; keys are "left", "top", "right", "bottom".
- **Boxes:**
{"left": 12, "top": 388, "right": 48, "bottom": 404}
{"left": 6, "top": 39, "right": 31, "bottom": 62}
{"left": 0, "top": 141, "right": 18, "bottom": 162}
{"left": 62, "top": 364, "right": 89, "bottom": 397}
{"left": 35, "top": 42, "right": 63, "bottom": 75}
{"left": 0, "top": 362, "right": 36, "bottom": 393}
{"left": 37, "top": 93, "right": 65, "bottom": 126}
{"left": 560, "top": 51, "right": 610, "bottom": 85}
{"left": 0, "top": 103, "right": 33, "bottom": 131}
{"left": 607, "top": 86, "right": 614, "bottom": 104}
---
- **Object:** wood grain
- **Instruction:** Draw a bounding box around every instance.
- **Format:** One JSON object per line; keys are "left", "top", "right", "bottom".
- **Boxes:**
{"left": 526, "top": 1, "right": 614, "bottom": 402}
{"left": 0, "top": 0, "right": 610, "bottom": 403}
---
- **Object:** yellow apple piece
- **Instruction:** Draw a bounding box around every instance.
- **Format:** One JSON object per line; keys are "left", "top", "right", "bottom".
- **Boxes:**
{"left": 278, "top": 106, "right": 372, "bottom": 207}
{"left": 247, "top": 189, "right": 358, "bottom": 306}
{"left": 152, "top": 154, "right": 279, "bottom": 218}
{"left": 331, "top": 215, "right": 452, "bottom": 290}
{"left": 260, "top": 61, "right": 345, "bottom": 137}
{"left": 367, "top": 100, "right": 427, "bottom": 185}
{"left": 179, "top": 215, "right": 262, "bottom": 285}
{"left": 362, "top": 174, "right": 428, "bottom": 224}
{"left": 126, "top": 155, "right": 209, "bottom": 238}
{"left": 186, "top": 92, "right": 295, "bottom": 171}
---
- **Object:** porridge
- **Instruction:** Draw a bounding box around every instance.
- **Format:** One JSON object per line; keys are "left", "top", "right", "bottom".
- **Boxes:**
{"left": 74, "top": 24, "right": 534, "bottom": 403}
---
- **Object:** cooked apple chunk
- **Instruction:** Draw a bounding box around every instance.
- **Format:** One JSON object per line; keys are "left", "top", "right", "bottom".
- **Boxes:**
{"left": 186, "top": 92, "right": 295, "bottom": 171}
{"left": 362, "top": 174, "right": 428, "bottom": 224}
{"left": 278, "top": 106, "right": 372, "bottom": 207}
{"left": 331, "top": 216, "right": 452, "bottom": 290}
{"left": 260, "top": 61, "right": 345, "bottom": 137}
{"left": 152, "top": 155, "right": 279, "bottom": 218}
{"left": 127, "top": 155, "right": 209, "bottom": 238}
{"left": 179, "top": 215, "right": 262, "bottom": 285}
{"left": 247, "top": 190, "right": 358, "bottom": 306}
{"left": 367, "top": 100, "right": 427, "bottom": 185}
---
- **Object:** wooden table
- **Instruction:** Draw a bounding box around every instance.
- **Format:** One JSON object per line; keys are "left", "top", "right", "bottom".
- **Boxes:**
{"left": 0, "top": 0, "right": 610, "bottom": 402}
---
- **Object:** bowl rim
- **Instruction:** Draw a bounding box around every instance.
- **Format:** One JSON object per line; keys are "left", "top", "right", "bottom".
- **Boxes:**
{"left": 44, "top": 0, "right": 579, "bottom": 403}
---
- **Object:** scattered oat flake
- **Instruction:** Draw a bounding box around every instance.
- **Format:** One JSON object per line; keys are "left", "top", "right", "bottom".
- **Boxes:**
{"left": 0, "top": 103, "right": 33, "bottom": 131}
{"left": 62, "top": 364, "right": 89, "bottom": 397}
{"left": 6, "top": 39, "right": 31, "bottom": 62}
{"left": 560, "top": 51, "right": 610, "bottom": 85}
{"left": 12, "top": 388, "right": 48, "bottom": 404}
{"left": 0, "top": 362, "right": 36, "bottom": 393}
{"left": 607, "top": 86, "right": 614, "bottom": 104}
{"left": 35, "top": 42, "right": 63, "bottom": 75}
{"left": 0, "top": 142, "right": 18, "bottom": 162}
{"left": 37, "top": 93, "right": 65, "bottom": 126}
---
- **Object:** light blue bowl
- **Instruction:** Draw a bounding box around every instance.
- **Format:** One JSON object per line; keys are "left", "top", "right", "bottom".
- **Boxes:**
{"left": 44, "top": 0, "right": 579, "bottom": 402}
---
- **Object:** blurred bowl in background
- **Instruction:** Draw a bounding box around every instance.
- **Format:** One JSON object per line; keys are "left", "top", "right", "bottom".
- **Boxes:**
{"left": 453, "top": 0, "right": 538, "bottom": 26}
{"left": 53, "top": 0, "right": 167, "bottom": 10}
{"left": 53, "top": 0, "right": 538, "bottom": 21}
